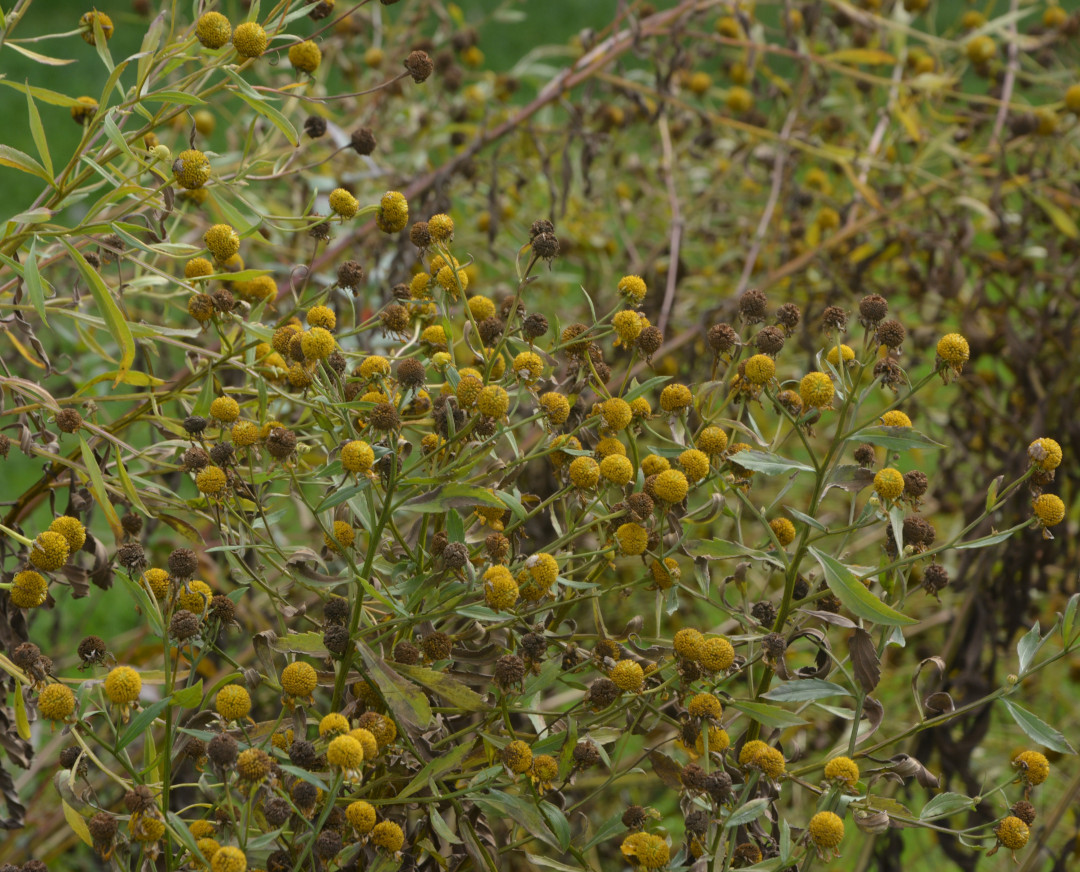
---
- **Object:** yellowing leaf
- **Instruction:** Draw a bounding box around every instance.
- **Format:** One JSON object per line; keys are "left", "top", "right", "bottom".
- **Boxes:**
{"left": 825, "top": 49, "right": 896, "bottom": 65}
{"left": 1031, "top": 195, "right": 1079, "bottom": 240}
{"left": 14, "top": 679, "right": 31, "bottom": 740}
{"left": 63, "top": 799, "right": 93, "bottom": 847}
{"left": 892, "top": 101, "right": 922, "bottom": 143}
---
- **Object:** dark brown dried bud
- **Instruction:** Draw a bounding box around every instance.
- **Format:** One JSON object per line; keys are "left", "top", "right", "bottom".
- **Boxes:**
{"left": 292, "top": 781, "right": 318, "bottom": 809}
{"left": 520, "top": 632, "right": 546, "bottom": 661}
{"left": 422, "top": 631, "right": 453, "bottom": 662}
{"left": 751, "top": 600, "right": 777, "bottom": 627}
{"left": 442, "top": 542, "right": 468, "bottom": 570}
{"left": 560, "top": 323, "right": 590, "bottom": 356}
{"left": 682, "top": 762, "right": 708, "bottom": 791}
{"left": 207, "top": 733, "right": 238, "bottom": 767}
{"left": 903, "top": 516, "right": 936, "bottom": 547}
{"left": 478, "top": 316, "right": 505, "bottom": 345}
{"left": 530, "top": 219, "right": 554, "bottom": 239}
{"left": 532, "top": 232, "right": 560, "bottom": 260}
{"left": 169, "top": 548, "right": 198, "bottom": 580}
{"left": 55, "top": 409, "right": 83, "bottom": 433}
{"left": 409, "top": 221, "right": 431, "bottom": 249}
{"left": 183, "top": 737, "right": 206, "bottom": 762}
{"left": 12, "top": 643, "right": 41, "bottom": 671}
{"left": 854, "top": 444, "right": 876, "bottom": 467}
{"left": 368, "top": 403, "right": 400, "bottom": 432}
{"left": 182, "top": 446, "right": 211, "bottom": 472}
{"left": 393, "top": 641, "right": 420, "bottom": 665}
{"left": 303, "top": 115, "right": 327, "bottom": 138}
{"left": 337, "top": 260, "right": 365, "bottom": 290}
{"left": 923, "top": 563, "right": 949, "bottom": 596}
{"left": 328, "top": 351, "right": 347, "bottom": 377}
{"left": 350, "top": 127, "right": 376, "bottom": 155}
{"left": 309, "top": 219, "right": 331, "bottom": 242}
{"left": 323, "top": 624, "right": 350, "bottom": 655}
{"left": 121, "top": 513, "right": 143, "bottom": 536}
{"left": 209, "top": 442, "right": 234, "bottom": 467}
{"left": 59, "top": 746, "right": 82, "bottom": 770}
{"left": 859, "top": 294, "right": 888, "bottom": 325}
{"left": 572, "top": 740, "right": 601, "bottom": 770}
{"left": 738, "top": 288, "right": 768, "bottom": 323}
{"left": 685, "top": 809, "right": 709, "bottom": 836}
{"left": 762, "top": 633, "right": 787, "bottom": 660}
{"left": 707, "top": 323, "right": 738, "bottom": 353}
{"left": 561, "top": 643, "right": 585, "bottom": 670}
{"left": 117, "top": 542, "right": 147, "bottom": 572}
{"left": 873, "top": 357, "right": 906, "bottom": 390}
{"left": 523, "top": 312, "right": 549, "bottom": 340}
{"left": 88, "top": 811, "right": 117, "bottom": 844}
{"left": 211, "top": 288, "right": 235, "bottom": 314}
{"left": 77, "top": 635, "right": 107, "bottom": 665}
{"left": 493, "top": 654, "right": 525, "bottom": 691}
{"left": 1010, "top": 800, "right": 1036, "bottom": 825}
{"left": 484, "top": 532, "right": 510, "bottom": 563}
{"left": 732, "top": 842, "right": 762, "bottom": 867}
{"left": 775, "top": 302, "right": 801, "bottom": 333}
{"left": 288, "top": 740, "right": 317, "bottom": 770}
{"left": 404, "top": 50, "right": 434, "bottom": 83}
{"left": 264, "top": 797, "right": 292, "bottom": 827}
{"left": 903, "top": 470, "right": 928, "bottom": 499}
{"left": 315, "top": 830, "right": 342, "bottom": 860}
{"left": 876, "top": 319, "right": 906, "bottom": 349}
{"left": 183, "top": 415, "right": 208, "bottom": 436}
{"left": 431, "top": 530, "right": 449, "bottom": 556}
{"left": 209, "top": 595, "right": 235, "bottom": 624}
{"left": 822, "top": 305, "right": 848, "bottom": 332}
{"left": 124, "top": 785, "right": 155, "bottom": 814}
{"left": 753, "top": 326, "right": 785, "bottom": 356}
{"left": 382, "top": 304, "right": 410, "bottom": 334}
{"left": 324, "top": 596, "right": 349, "bottom": 624}
{"left": 0, "top": 434, "right": 10, "bottom": 459}
{"left": 169, "top": 609, "right": 201, "bottom": 641}
{"left": 622, "top": 805, "right": 648, "bottom": 830}
{"left": 266, "top": 427, "right": 297, "bottom": 459}
{"left": 636, "top": 325, "right": 663, "bottom": 358}
{"left": 817, "top": 581, "right": 842, "bottom": 613}
{"left": 22, "top": 862, "right": 48, "bottom": 872}
{"left": 588, "top": 677, "right": 619, "bottom": 710}
{"left": 309, "top": 0, "right": 335, "bottom": 20}
{"left": 267, "top": 850, "right": 293, "bottom": 872}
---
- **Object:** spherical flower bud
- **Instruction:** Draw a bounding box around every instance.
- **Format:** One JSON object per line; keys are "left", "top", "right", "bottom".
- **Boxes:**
{"left": 824, "top": 755, "right": 860, "bottom": 787}
{"left": 618, "top": 275, "right": 647, "bottom": 305}
{"left": 795, "top": 373, "right": 833, "bottom": 412}
{"left": 478, "top": 385, "right": 509, "bottom": 418}
{"left": 329, "top": 188, "right": 359, "bottom": 219}
{"left": 678, "top": 449, "right": 710, "bottom": 483}
{"left": 503, "top": 739, "right": 533, "bottom": 773}
{"left": 204, "top": 224, "right": 240, "bottom": 263}
{"left": 770, "top": 517, "right": 796, "bottom": 547}
{"left": 653, "top": 469, "right": 689, "bottom": 504}
{"left": 372, "top": 820, "right": 405, "bottom": 853}
{"left": 11, "top": 570, "right": 48, "bottom": 609}
{"left": 38, "top": 683, "right": 76, "bottom": 722}
{"left": 301, "top": 327, "right": 335, "bottom": 360}
{"left": 826, "top": 344, "right": 855, "bottom": 366}
{"left": 196, "top": 466, "right": 227, "bottom": 495}
{"left": 1027, "top": 438, "right": 1062, "bottom": 472}
{"left": 539, "top": 392, "right": 571, "bottom": 425}
{"left": 232, "top": 22, "right": 268, "bottom": 59}
{"left": 289, "top": 40, "right": 322, "bottom": 73}
{"left": 743, "top": 354, "right": 775, "bottom": 386}
{"left": 673, "top": 628, "right": 704, "bottom": 661}
{"left": 995, "top": 816, "right": 1029, "bottom": 851}
{"left": 209, "top": 396, "right": 239, "bottom": 422}
{"left": 808, "top": 811, "right": 845, "bottom": 851}
{"left": 105, "top": 666, "right": 142, "bottom": 704}
{"left": 687, "top": 692, "right": 722, "bottom": 720}
{"left": 699, "top": 636, "right": 735, "bottom": 671}
{"left": 29, "top": 531, "right": 69, "bottom": 571}
{"left": 80, "top": 10, "right": 114, "bottom": 45}
{"left": 346, "top": 800, "right": 376, "bottom": 834}
{"left": 428, "top": 213, "right": 454, "bottom": 242}
{"left": 620, "top": 833, "right": 669, "bottom": 869}
{"left": 1013, "top": 750, "right": 1050, "bottom": 785}
{"left": 376, "top": 191, "right": 409, "bottom": 234}
{"left": 616, "top": 523, "right": 648, "bottom": 556}
{"left": 215, "top": 685, "right": 251, "bottom": 721}
{"left": 178, "top": 579, "right": 212, "bottom": 613}
{"left": 600, "top": 454, "right": 634, "bottom": 486}
{"left": 659, "top": 384, "right": 692, "bottom": 413}
{"left": 600, "top": 397, "right": 633, "bottom": 431}
{"left": 1032, "top": 494, "right": 1064, "bottom": 527}
{"left": 196, "top": 12, "right": 232, "bottom": 49}
{"left": 281, "top": 661, "right": 318, "bottom": 701}
{"left": 610, "top": 659, "right": 645, "bottom": 692}
{"left": 340, "top": 440, "right": 375, "bottom": 474}
{"left": 881, "top": 410, "right": 912, "bottom": 427}
{"left": 569, "top": 456, "right": 600, "bottom": 489}
{"left": 483, "top": 566, "right": 519, "bottom": 611}
{"left": 70, "top": 95, "right": 99, "bottom": 125}
{"left": 937, "top": 333, "right": 970, "bottom": 368}
{"left": 173, "top": 149, "right": 211, "bottom": 190}
{"left": 697, "top": 426, "right": 728, "bottom": 455}
{"left": 874, "top": 468, "right": 905, "bottom": 502}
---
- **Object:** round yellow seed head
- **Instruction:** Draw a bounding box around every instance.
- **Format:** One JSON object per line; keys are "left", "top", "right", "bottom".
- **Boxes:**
{"left": 49, "top": 516, "right": 87, "bottom": 552}
{"left": 204, "top": 225, "right": 240, "bottom": 263}
{"left": 70, "top": 95, "right": 98, "bottom": 125}
{"left": 687, "top": 692, "right": 723, "bottom": 719}
{"left": 697, "top": 426, "right": 728, "bottom": 455}
{"left": 600, "top": 454, "right": 634, "bottom": 486}
{"left": 178, "top": 580, "right": 212, "bottom": 614}
{"left": 610, "top": 659, "right": 645, "bottom": 692}
{"left": 372, "top": 820, "right": 405, "bottom": 853}
{"left": 826, "top": 344, "right": 855, "bottom": 366}
{"left": 376, "top": 191, "right": 409, "bottom": 234}
{"left": 196, "top": 12, "right": 232, "bottom": 49}
{"left": 616, "top": 522, "right": 648, "bottom": 555}
{"left": 673, "top": 628, "right": 704, "bottom": 661}
{"left": 428, "top": 213, "right": 454, "bottom": 242}
{"left": 349, "top": 727, "right": 378, "bottom": 760}
{"left": 215, "top": 685, "right": 251, "bottom": 721}
{"left": 38, "top": 683, "right": 76, "bottom": 721}
{"left": 173, "top": 149, "right": 211, "bottom": 190}
{"left": 477, "top": 385, "right": 509, "bottom": 418}
{"left": 327, "top": 734, "right": 364, "bottom": 769}
{"left": 569, "top": 456, "right": 600, "bottom": 489}
{"left": 104, "top": 666, "right": 142, "bottom": 704}
{"left": 346, "top": 800, "right": 377, "bottom": 834}
{"left": 211, "top": 846, "right": 246, "bottom": 872}
{"left": 770, "top": 517, "right": 796, "bottom": 547}
{"left": 653, "top": 469, "right": 689, "bottom": 503}
{"left": 512, "top": 351, "right": 544, "bottom": 382}
{"left": 744, "top": 354, "right": 776, "bottom": 385}
{"left": 595, "top": 437, "right": 626, "bottom": 459}
{"left": 678, "top": 449, "right": 710, "bottom": 483}
{"left": 80, "top": 11, "right": 114, "bottom": 45}
{"left": 340, "top": 440, "right": 375, "bottom": 474}
{"left": 232, "top": 22, "right": 268, "bottom": 59}
{"left": 196, "top": 466, "right": 227, "bottom": 495}
{"left": 289, "top": 40, "right": 322, "bottom": 73}
{"left": 659, "top": 383, "right": 693, "bottom": 413}
{"left": 539, "top": 392, "right": 571, "bottom": 425}
{"left": 484, "top": 567, "right": 519, "bottom": 611}
{"left": 600, "top": 397, "right": 633, "bottom": 431}
{"left": 1033, "top": 494, "right": 1065, "bottom": 527}
{"left": 808, "top": 811, "right": 844, "bottom": 849}
{"left": 281, "top": 661, "right": 318, "bottom": 699}
{"left": 618, "top": 275, "right": 647, "bottom": 305}
{"left": 329, "top": 188, "right": 359, "bottom": 219}
{"left": 11, "top": 570, "right": 48, "bottom": 609}
{"left": 874, "top": 468, "right": 905, "bottom": 502}
{"left": 29, "top": 531, "right": 69, "bottom": 571}
{"left": 231, "top": 421, "right": 259, "bottom": 447}
{"left": 307, "top": 305, "right": 336, "bottom": 331}
{"left": 881, "top": 410, "right": 912, "bottom": 428}
{"left": 504, "top": 739, "right": 533, "bottom": 773}
{"left": 319, "top": 713, "right": 350, "bottom": 737}
{"left": 613, "top": 310, "right": 644, "bottom": 345}
{"left": 324, "top": 520, "right": 354, "bottom": 553}
{"left": 824, "top": 755, "right": 860, "bottom": 787}
{"left": 700, "top": 636, "right": 735, "bottom": 671}
{"left": 1013, "top": 750, "right": 1050, "bottom": 785}
{"left": 301, "top": 327, "right": 335, "bottom": 360}
{"left": 937, "top": 333, "right": 970, "bottom": 366}
{"left": 996, "top": 816, "right": 1030, "bottom": 850}
{"left": 210, "top": 396, "right": 240, "bottom": 422}
{"left": 800, "top": 372, "right": 834, "bottom": 409}
{"left": 186, "top": 257, "right": 215, "bottom": 280}
{"left": 142, "top": 568, "right": 169, "bottom": 599}
{"left": 1027, "top": 438, "right": 1062, "bottom": 472}
{"left": 641, "top": 454, "right": 670, "bottom": 476}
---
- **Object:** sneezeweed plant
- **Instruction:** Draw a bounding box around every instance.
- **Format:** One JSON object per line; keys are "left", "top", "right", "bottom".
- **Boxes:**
{"left": 0, "top": 1, "right": 1078, "bottom": 871}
